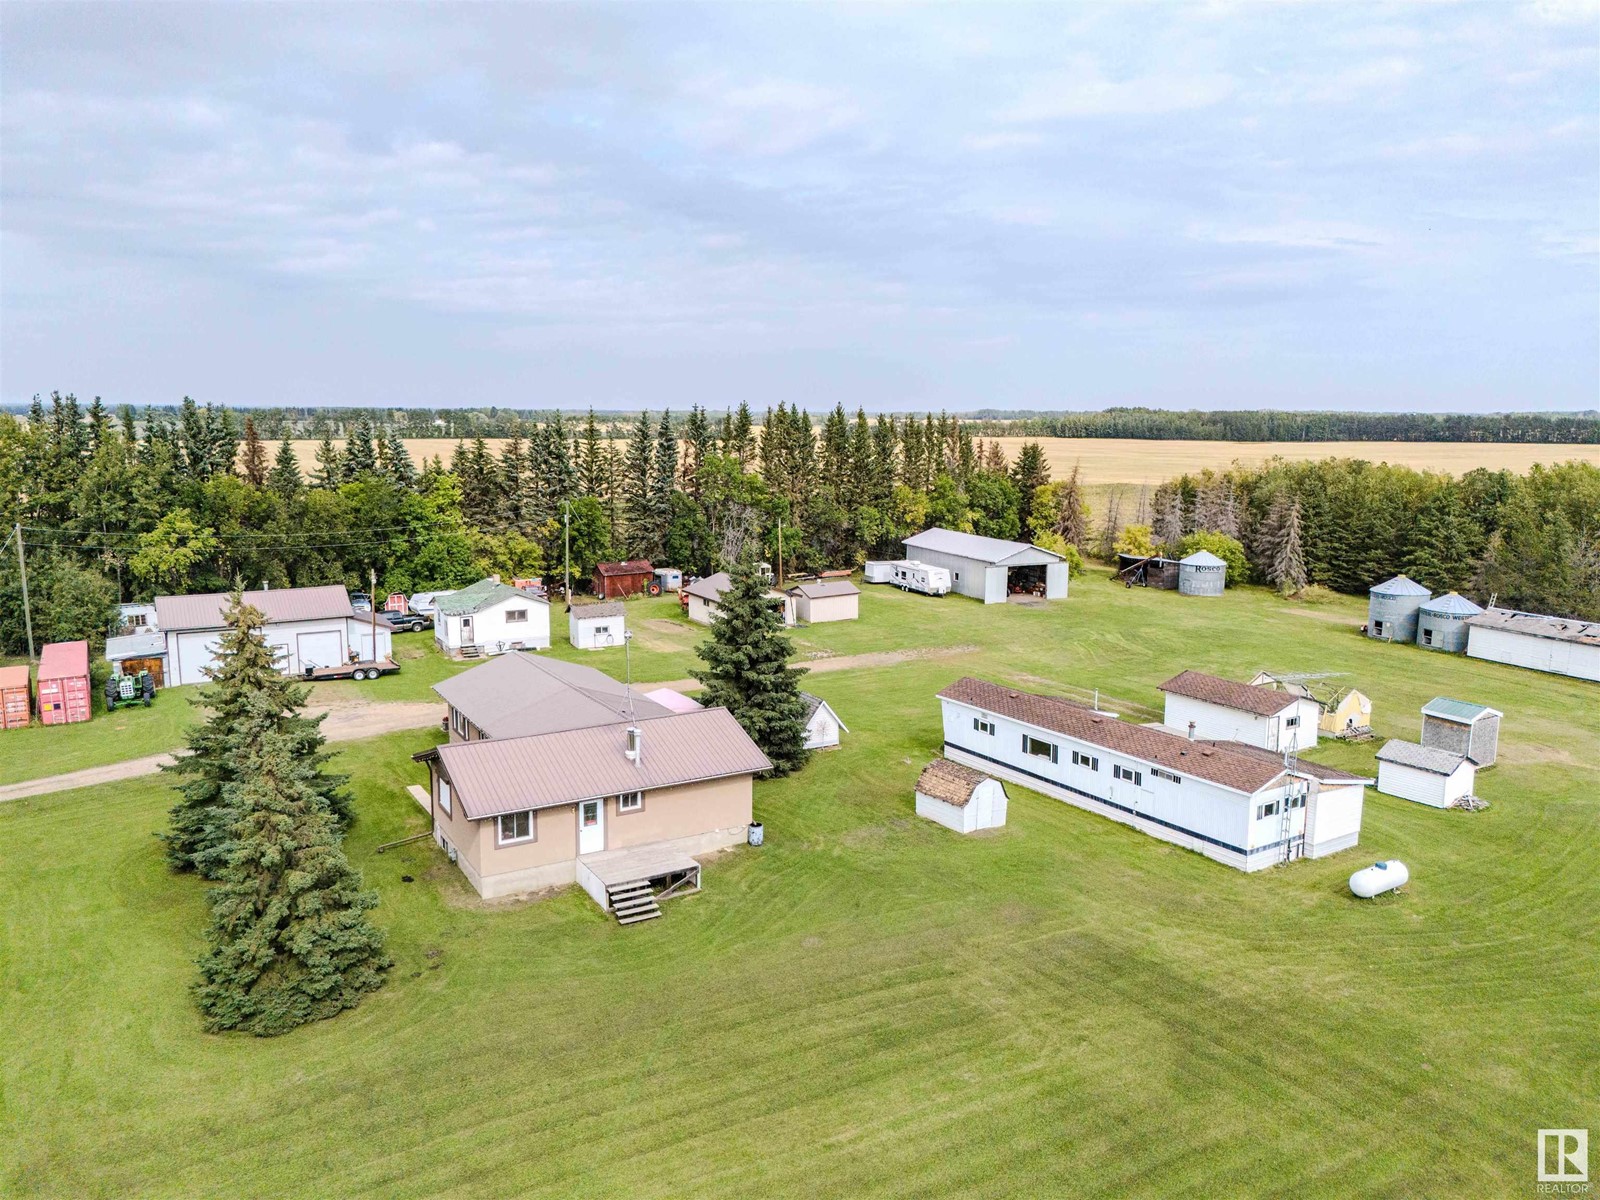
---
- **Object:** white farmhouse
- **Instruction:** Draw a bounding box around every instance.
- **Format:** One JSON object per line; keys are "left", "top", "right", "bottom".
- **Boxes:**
{"left": 1465, "top": 608, "right": 1600, "bottom": 683}
{"left": 154, "top": 585, "right": 392, "bottom": 686}
{"left": 1159, "top": 670, "right": 1320, "bottom": 753}
{"left": 938, "top": 677, "right": 1371, "bottom": 871}
{"left": 903, "top": 528, "right": 1069, "bottom": 604}
{"left": 799, "top": 692, "right": 848, "bottom": 750}
{"left": 915, "top": 759, "right": 1008, "bottom": 834}
{"left": 433, "top": 577, "right": 551, "bottom": 658}
{"left": 1376, "top": 740, "right": 1478, "bottom": 808}
{"left": 568, "top": 601, "right": 625, "bottom": 650}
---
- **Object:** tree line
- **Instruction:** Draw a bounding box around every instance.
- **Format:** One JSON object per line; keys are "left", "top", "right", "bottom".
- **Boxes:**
{"left": 1135, "top": 459, "right": 1600, "bottom": 620}
{"left": 968, "top": 408, "right": 1599, "bottom": 444}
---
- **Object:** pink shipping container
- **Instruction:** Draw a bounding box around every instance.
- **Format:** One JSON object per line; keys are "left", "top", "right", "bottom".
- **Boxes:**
{"left": 0, "top": 664, "right": 31, "bottom": 729}
{"left": 37, "top": 640, "right": 92, "bottom": 725}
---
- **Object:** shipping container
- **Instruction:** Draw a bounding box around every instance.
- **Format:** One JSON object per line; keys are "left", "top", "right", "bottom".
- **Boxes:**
{"left": 37, "top": 640, "right": 92, "bottom": 725}
{"left": 0, "top": 664, "right": 31, "bottom": 729}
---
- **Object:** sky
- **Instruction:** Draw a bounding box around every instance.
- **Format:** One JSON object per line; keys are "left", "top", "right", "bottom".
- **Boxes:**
{"left": 2, "top": 2, "right": 1596, "bottom": 415}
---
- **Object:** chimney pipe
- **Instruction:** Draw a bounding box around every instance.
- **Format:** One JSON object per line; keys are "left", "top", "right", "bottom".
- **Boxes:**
{"left": 626, "top": 725, "right": 642, "bottom": 765}
{"left": 1187, "top": 721, "right": 1196, "bottom": 741}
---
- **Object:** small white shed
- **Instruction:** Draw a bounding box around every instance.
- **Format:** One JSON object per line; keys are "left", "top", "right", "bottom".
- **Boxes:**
{"left": 800, "top": 692, "right": 848, "bottom": 750}
{"left": 788, "top": 580, "right": 860, "bottom": 623}
{"left": 568, "top": 601, "right": 625, "bottom": 650}
{"left": 915, "top": 758, "right": 1008, "bottom": 834}
{"left": 1376, "top": 740, "right": 1477, "bottom": 808}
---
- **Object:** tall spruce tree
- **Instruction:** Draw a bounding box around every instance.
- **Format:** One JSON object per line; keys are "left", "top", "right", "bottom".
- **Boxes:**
{"left": 312, "top": 435, "right": 342, "bottom": 489}
{"left": 240, "top": 417, "right": 268, "bottom": 485}
{"left": 652, "top": 411, "right": 678, "bottom": 538}
{"left": 691, "top": 554, "right": 809, "bottom": 776}
{"left": 165, "top": 592, "right": 353, "bottom": 877}
{"left": 343, "top": 419, "right": 378, "bottom": 480}
{"left": 1265, "top": 493, "right": 1309, "bottom": 594}
{"left": 622, "top": 411, "right": 656, "bottom": 557}
{"left": 1011, "top": 443, "right": 1050, "bottom": 538}
{"left": 193, "top": 707, "right": 389, "bottom": 1036}
{"left": 384, "top": 431, "right": 416, "bottom": 488}
{"left": 269, "top": 437, "right": 303, "bottom": 498}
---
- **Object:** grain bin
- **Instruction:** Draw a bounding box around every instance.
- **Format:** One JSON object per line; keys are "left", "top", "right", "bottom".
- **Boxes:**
{"left": 1178, "top": 550, "right": 1227, "bottom": 596}
{"left": 37, "top": 640, "right": 92, "bottom": 725}
{"left": 1416, "top": 592, "right": 1482, "bottom": 653}
{"left": 0, "top": 664, "right": 31, "bottom": 730}
{"left": 1367, "top": 575, "right": 1431, "bottom": 643}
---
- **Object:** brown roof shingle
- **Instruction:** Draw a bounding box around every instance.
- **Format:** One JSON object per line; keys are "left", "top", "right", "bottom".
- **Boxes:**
{"left": 1158, "top": 670, "right": 1299, "bottom": 717}
{"left": 425, "top": 707, "right": 772, "bottom": 819}
{"left": 939, "top": 677, "right": 1293, "bottom": 794}
{"left": 916, "top": 758, "right": 998, "bottom": 807}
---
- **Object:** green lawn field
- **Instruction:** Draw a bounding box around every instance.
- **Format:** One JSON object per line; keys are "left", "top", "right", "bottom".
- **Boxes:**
{"left": 3, "top": 576, "right": 1596, "bottom": 1197}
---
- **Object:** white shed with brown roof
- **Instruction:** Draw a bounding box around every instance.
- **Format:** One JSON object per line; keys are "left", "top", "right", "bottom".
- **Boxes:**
{"left": 915, "top": 759, "right": 1008, "bottom": 834}
{"left": 1159, "top": 670, "right": 1321, "bottom": 753}
{"left": 568, "top": 600, "right": 625, "bottom": 650}
{"left": 787, "top": 579, "right": 860, "bottom": 624}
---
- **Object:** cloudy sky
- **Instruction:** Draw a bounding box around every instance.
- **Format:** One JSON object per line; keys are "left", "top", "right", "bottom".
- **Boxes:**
{"left": 2, "top": 2, "right": 1596, "bottom": 413}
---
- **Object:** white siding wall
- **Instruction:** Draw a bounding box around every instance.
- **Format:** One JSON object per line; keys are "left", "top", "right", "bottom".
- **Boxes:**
{"left": 804, "top": 708, "right": 841, "bottom": 750}
{"left": 167, "top": 617, "right": 385, "bottom": 685}
{"left": 940, "top": 698, "right": 1291, "bottom": 866}
{"left": 916, "top": 792, "right": 975, "bottom": 833}
{"left": 570, "top": 614, "right": 624, "bottom": 649}
{"left": 1161, "top": 693, "right": 1318, "bottom": 751}
{"left": 1044, "top": 562, "right": 1070, "bottom": 600}
{"left": 1307, "top": 782, "right": 1364, "bottom": 857}
{"left": 1466, "top": 626, "right": 1600, "bottom": 682}
{"left": 1377, "top": 759, "right": 1474, "bottom": 808}
{"left": 436, "top": 597, "right": 551, "bottom": 653}
{"left": 901, "top": 546, "right": 990, "bottom": 602}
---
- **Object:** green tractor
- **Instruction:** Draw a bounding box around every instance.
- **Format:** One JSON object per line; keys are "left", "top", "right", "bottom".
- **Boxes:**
{"left": 105, "top": 669, "right": 156, "bottom": 711}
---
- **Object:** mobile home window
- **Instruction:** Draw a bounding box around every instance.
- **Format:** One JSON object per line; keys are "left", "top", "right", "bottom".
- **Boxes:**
{"left": 1071, "top": 751, "right": 1099, "bottom": 771}
{"left": 505, "top": 609, "right": 528, "bottom": 623}
{"left": 1152, "top": 768, "right": 1180, "bottom": 784}
{"left": 1256, "top": 800, "right": 1280, "bottom": 820}
{"left": 497, "top": 810, "right": 533, "bottom": 844}
{"left": 973, "top": 716, "right": 996, "bottom": 736}
{"left": 618, "top": 791, "right": 643, "bottom": 813}
{"left": 438, "top": 778, "right": 452, "bottom": 815}
{"left": 1113, "top": 765, "right": 1142, "bottom": 786}
{"left": 1023, "top": 735, "right": 1057, "bottom": 763}
{"left": 1286, "top": 793, "right": 1305, "bottom": 810}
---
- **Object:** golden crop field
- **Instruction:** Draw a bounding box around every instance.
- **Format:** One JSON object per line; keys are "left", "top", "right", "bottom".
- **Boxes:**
{"left": 290, "top": 436, "right": 1597, "bottom": 491}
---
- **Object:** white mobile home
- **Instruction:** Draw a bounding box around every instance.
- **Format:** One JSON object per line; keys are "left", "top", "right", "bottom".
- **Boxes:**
{"left": 153, "top": 585, "right": 392, "bottom": 686}
{"left": 1159, "top": 670, "right": 1320, "bottom": 752}
{"left": 434, "top": 578, "right": 551, "bottom": 658}
{"left": 800, "top": 692, "right": 848, "bottom": 750}
{"left": 915, "top": 759, "right": 1008, "bottom": 834}
{"left": 903, "top": 528, "right": 1069, "bottom": 604}
{"left": 568, "top": 601, "right": 625, "bottom": 650}
{"left": 938, "top": 677, "right": 1370, "bottom": 871}
{"left": 1376, "top": 740, "right": 1477, "bottom": 808}
{"left": 1465, "top": 608, "right": 1600, "bottom": 683}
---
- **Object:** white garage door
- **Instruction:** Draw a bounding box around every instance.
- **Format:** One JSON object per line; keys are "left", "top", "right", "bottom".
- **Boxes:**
{"left": 296, "top": 630, "right": 344, "bottom": 673}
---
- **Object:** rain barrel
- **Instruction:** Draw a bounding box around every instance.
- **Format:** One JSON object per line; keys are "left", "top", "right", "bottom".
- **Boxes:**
{"left": 1349, "top": 860, "right": 1409, "bottom": 898}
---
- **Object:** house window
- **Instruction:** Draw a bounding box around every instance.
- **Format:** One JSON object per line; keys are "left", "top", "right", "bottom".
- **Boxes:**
{"left": 593, "top": 624, "right": 611, "bottom": 639}
{"left": 1152, "top": 768, "right": 1181, "bottom": 784}
{"left": 438, "top": 778, "right": 452, "bottom": 815}
{"left": 618, "top": 791, "right": 643, "bottom": 813}
{"left": 1285, "top": 716, "right": 1299, "bottom": 729}
{"left": 973, "top": 716, "right": 995, "bottom": 736}
{"left": 1114, "top": 765, "right": 1143, "bottom": 786}
{"left": 128, "top": 613, "right": 147, "bottom": 627}
{"left": 1286, "top": 793, "right": 1306, "bottom": 810}
{"left": 505, "top": 609, "right": 528, "bottom": 623}
{"left": 1071, "top": 750, "right": 1099, "bottom": 771}
{"left": 1256, "top": 800, "right": 1281, "bottom": 820}
{"left": 1023, "top": 735, "right": 1058, "bottom": 763}
{"left": 497, "top": 810, "right": 534, "bottom": 844}
{"left": 451, "top": 708, "right": 469, "bottom": 737}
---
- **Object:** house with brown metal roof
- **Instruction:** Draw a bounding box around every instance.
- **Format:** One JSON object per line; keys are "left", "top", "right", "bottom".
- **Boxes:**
{"left": 1158, "top": 670, "right": 1322, "bottom": 753}
{"left": 414, "top": 653, "right": 770, "bottom": 916}
{"left": 153, "top": 584, "right": 392, "bottom": 686}
{"left": 937, "top": 676, "right": 1370, "bottom": 871}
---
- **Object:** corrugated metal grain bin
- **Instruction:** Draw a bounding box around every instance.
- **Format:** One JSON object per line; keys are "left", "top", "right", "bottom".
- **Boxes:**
{"left": 37, "top": 640, "right": 92, "bottom": 725}
{"left": 1178, "top": 550, "right": 1227, "bottom": 596}
{"left": 1367, "top": 574, "right": 1431, "bottom": 643}
{"left": 1416, "top": 592, "right": 1482, "bottom": 653}
{"left": 0, "top": 664, "right": 31, "bottom": 729}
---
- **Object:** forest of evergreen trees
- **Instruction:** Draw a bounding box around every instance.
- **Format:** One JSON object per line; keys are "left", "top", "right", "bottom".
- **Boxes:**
{"left": 1, "top": 391, "right": 1595, "bottom": 657}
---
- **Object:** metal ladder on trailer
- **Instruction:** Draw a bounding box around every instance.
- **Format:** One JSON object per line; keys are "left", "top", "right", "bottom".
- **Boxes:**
{"left": 1280, "top": 743, "right": 1308, "bottom": 863}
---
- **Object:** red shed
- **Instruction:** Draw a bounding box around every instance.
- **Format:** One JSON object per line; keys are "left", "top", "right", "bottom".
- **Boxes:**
{"left": 592, "top": 559, "right": 654, "bottom": 600}
{"left": 0, "top": 664, "right": 31, "bottom": 730}
{"left": 37, "top": 640, "right": 92, "bottom": 725}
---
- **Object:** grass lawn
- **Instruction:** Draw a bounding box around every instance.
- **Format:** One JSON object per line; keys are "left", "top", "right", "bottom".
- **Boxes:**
{"left": 4, "top": 574, "right": 1596, "bottom": 1197}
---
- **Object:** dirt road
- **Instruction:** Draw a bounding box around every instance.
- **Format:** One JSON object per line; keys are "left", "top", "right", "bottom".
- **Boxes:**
{"left": 0, "top": 701, "right": 443, "bottom": 804}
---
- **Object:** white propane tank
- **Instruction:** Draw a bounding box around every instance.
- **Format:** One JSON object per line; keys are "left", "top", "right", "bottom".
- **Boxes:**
{"left": 1349, "top": 860, "right": 1409, "bottom": 898}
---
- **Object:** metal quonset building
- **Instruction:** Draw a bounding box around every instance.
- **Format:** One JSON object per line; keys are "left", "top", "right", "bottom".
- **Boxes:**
{"left": 1416, "top": 592, "right": 1483, "bottom": 652}
{"left": 1178, "top": 550, "right": 1227, "bottom": 596}
{"left": 901, "top": 528, "right": 1069, "bottom": 604}
{"left": 1367, "top": 575, "right": 1432, "bottom": 643}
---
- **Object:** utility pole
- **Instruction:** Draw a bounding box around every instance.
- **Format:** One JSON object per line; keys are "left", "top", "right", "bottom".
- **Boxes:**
{"left": 563, "top": 501, "right": 572, "bottom": 607}
{"left": 369, "top": 566, "right": 378, "bottom": 663}
{"left": 13, "top": 523, "right": 34, "bottom": 662}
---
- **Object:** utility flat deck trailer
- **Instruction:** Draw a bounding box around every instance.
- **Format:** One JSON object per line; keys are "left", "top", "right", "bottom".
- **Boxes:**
{"left": 302, "top": 658, "right": 400, "bottom": 682}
